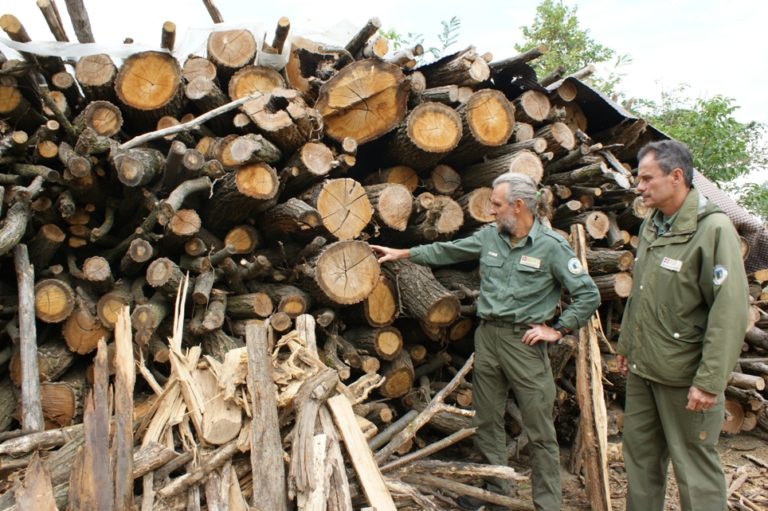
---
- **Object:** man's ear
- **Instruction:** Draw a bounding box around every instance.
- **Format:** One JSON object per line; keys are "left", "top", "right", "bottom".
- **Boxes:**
{"left": 671, "top": 167, "right": 685, "bottom": 184}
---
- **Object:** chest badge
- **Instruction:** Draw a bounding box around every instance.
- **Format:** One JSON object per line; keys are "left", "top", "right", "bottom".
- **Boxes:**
{"left": 567, "top": 257, "right": 583, "bottom": 274}
{"left": 520, "top": 255, "right": 541, "bottom": 269}
{"left": 660, "top": 257, "right": 683, "bottom": 272}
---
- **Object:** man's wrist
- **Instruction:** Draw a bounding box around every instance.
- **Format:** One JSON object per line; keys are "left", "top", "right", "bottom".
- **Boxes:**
{"left": 552, "top": 320, "right": 570, "bottom": 338}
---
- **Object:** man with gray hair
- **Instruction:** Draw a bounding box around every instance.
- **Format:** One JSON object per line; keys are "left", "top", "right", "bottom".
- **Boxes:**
{"left": 371, "top": 172, "right": 600, "bottom": 510}
{"left": 617, "top": 140, "right": 749, "bottom": 511}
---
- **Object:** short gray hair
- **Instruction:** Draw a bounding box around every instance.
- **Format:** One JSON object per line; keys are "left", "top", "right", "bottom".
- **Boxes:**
{"left": 491, "top": 172, "right": 538, "bottom": 213}
{"left": 637, "top": 140, "right": 694, "bottom": 187}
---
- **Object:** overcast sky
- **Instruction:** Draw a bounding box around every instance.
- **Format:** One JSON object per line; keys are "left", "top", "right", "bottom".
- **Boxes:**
{"left": 3, "top": 0, "right": 767, "bottom": 181}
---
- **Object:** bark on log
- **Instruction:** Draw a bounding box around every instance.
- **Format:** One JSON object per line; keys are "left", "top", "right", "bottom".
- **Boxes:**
{"left": 419, "top": 46, "right": 490, "bottom": 88}
{"left": 380, "top": 259, "right": 460, "bottom": 326}
{"left": 365, "top": 184, "right": 413, "bottom": 232}
{"left": 206, "top": 29, "right": 257, "bottom": 88}
{"left": 592, "top": 272, "right": 633, "bottom": 301}
{"left": 383, "top": 102, "right": 462, "bottom": 172}
{"left": 462, "top": 149, "right": 544, "bottom": 189}
{"left": 114, "top": 51, "right": 183, "bottom": 128}
{"left": 344, "top": 325, "right": 404, "bottom": 362}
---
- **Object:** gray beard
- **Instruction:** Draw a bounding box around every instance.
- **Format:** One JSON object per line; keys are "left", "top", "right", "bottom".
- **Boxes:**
{"left": 496, "top": 217, "right": 517, "bottom": 235}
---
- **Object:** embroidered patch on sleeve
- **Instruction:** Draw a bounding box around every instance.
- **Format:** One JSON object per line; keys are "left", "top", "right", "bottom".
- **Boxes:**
{"left": 567, "top": 257, "right": 583, "bottom": 275}
{"left": 713, "top": 265, "right": 728, "bottom": 286}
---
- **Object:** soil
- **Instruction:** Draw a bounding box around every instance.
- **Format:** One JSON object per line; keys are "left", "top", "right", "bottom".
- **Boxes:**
{"left": 550, "top": 433, "right": 768, "bottom": 510}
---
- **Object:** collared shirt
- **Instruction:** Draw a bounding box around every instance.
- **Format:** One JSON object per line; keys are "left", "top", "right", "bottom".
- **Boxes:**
{"left": 409, "top": 219, "right": 600, "bottom": 330}
{"left": 651, "top": 209, "right": 679, "bottom": 236}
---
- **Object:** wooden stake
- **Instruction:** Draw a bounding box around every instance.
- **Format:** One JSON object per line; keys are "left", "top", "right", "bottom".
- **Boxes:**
{"left": 14, "top": 244, "right": 44, "bottom": 432}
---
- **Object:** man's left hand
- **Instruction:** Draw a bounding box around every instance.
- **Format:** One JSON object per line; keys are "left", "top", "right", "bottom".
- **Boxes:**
{"left": 686, "top": 386, "right": 717, "bottom": 412}
{"left": 521, "top": 324, "right": 561, "bottom": 346}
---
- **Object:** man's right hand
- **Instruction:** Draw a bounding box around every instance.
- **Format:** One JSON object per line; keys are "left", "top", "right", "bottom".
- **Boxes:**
{"left": 616, "top": 354, "right": 629, "bottom": 377}
{"left": 369, "top": 245, "right": 410, "bottom": 264}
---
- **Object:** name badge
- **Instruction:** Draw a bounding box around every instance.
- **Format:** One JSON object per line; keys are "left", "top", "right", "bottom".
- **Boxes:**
{"left": 488, "top": 251, "right": 498, "bottom": 257}
{"left": 660, "top": 257, "right": 683, "bottom": 272}
{"left": 520, "top": 255, "right": 541, "bottom": 269}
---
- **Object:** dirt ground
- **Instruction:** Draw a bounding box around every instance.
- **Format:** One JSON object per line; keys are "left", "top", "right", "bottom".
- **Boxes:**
{"left": 540, "top": 433, "right": 768, "bottom": 510}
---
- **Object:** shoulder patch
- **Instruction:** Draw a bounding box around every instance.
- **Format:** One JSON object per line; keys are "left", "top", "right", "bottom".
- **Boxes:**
{"left": 713, "top": 265, "right": 728, "bottom": 286}
{"left": 567, "top": 257, "right": 583, "bottom": 275}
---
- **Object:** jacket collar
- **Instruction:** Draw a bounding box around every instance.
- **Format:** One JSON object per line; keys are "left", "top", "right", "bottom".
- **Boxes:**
{"left": 643, "top": 187, "right": 702, "bottom": 244}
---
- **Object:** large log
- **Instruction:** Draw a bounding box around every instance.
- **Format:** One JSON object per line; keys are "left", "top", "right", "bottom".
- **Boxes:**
{"left": 206, "top": 28, "right": 257, "bottom": 87}
{"left": 316, "top": 59, "right": 409, "bottom": 145}
{"left": 114, "top": 51, "right": 184, "bottom": 128}
{"left": 302, "top": 240, "right": 381, "bottom": 305}
{"left": 379, "top": 260, "right": 460, "bottom": 326}
{"left": 462, "top": 149, "right": 544, "bottom": 189}
{"left": 382, "top": 102, "right": 462, "bottom": 172}
{"left": 300, "top": 178, "right": 373, "bottom": 241}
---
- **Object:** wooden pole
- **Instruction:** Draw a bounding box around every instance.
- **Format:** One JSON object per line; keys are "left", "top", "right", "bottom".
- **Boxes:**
{"left": 14, "top": 244, "right": 44, "bottom": 432}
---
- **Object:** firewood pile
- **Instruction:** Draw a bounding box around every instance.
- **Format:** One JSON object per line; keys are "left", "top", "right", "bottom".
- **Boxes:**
{"left": 1, "top": 3, "right": 768, "bottom": 510}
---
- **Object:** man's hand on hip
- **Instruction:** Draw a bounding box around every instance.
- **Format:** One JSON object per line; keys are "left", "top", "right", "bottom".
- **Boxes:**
{"left": 686, "top": 386, "right": 717, "bottom": 412}
{"left": 521, "top": 324, "right": 561, "bottom": 346}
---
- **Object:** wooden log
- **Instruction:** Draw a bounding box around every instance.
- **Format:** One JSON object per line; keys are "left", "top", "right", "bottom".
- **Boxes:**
{"left": 246, "top": 283, "right": 312, "bottom": 317}
{"left": 745, "top": 326, "right": 768, "bottom": 351}
{"left": 513, "top": 90, "right": 551, "bottom": 125}
{"left": 182, "top": 55, "right": 217, "bottom": 83}
{"left": 63, "top": 0, "right": 94, "bottom": 43}
{"left": 570, "top": 224, "right": 612, "bottom": 511}
{"left": 419, "top": 46, "right": 490, "bottom": 87}
{"left": 246, "top": 322, "right": 289, "bottom": 510}
{"left": 75, "top": 54, "right": 118, "bottom": 102}
{"left": 445, "top": 89, "right": 516, "bottom": 167}
{"left": 14, "top": 245, "right": 44, "bottom": 432}
{"left": 586, "top": 249, "right": 634, "bottom": 276}
{"left": 399, "top": 192, "right": 464, "bottom": 244}
{"left": 300, "top": 240, "right": 381, "bottom": 305}
{"left": 284, "top": 35, "right": 354, "bottom": 101}
{"left": 722, "top": 399, "right": 745, "bottom": 434}
{"left": 111, "top": 146, "right": 165, "bottom": 187}
{"left": 535, "top": 121, "right": 576, "bottom": 156}
{"left": 462, "top": 149, "right": 544, "bottom": 189}
{"left": 271, "top": 16, "right": 291, "bottom": 54}
{"left": 256, "top": 197, "right": 323, "bottom": 239}
{"left": 73, "top": 100, "right": 123, "bottom": 138}
{"left": 300, "top": 178, "right": 373, "bottom": 240}
{"left": 592, "top": 272, "right": 633, "bottom": 301}
{"left": 379, "top": 259, "right": 460, "bottom": 326}
{"left": 315, "top": 59, "right": 409, "bottom": 145}
{"left": 382, "top": 102, "right": 462, "bottom": 172}
{"left": 353, "top": 275, "right": 398, "bottom": 327}
{"left": 423, "top": 164, "right": 462, "bottom": 196}
{"left": 280, "top": 141, "right": 337, "bottom": 197}
{"left": 115, "top": 51, "right": 184, "bottom": 128}
{"left": 457, "top": 187, "right": 493, "bottom": 231}
{"left": 553, "top": 210, "right": 611, "bottom": 240}
{"left": 203, "top": 162, "right": 279, "bottom": 233}
{"left": 728, "top": 372, "right": 765, "bottom": 391}
{"left": 365, "top": 183, "right": 413, "bottom": 232}
{"left": 242, "top": 87, "right": 320, "bottom": 154}
{"left": 207, "top": 28, "right": 257, "bottom": 87}
{"left": 0, "top": 76, "right": 45, "bottom": 130}
{"left": 344, "top": 325, "right": 403, "bottom": 362}
{"left": 228, "top": 65, "right": 285, "bottom": 100}
{"left": 363, "top": 165, "right": 419, "bottom": 193}
{"left": 34, "top": 277, "right": 75, "bottom": 323}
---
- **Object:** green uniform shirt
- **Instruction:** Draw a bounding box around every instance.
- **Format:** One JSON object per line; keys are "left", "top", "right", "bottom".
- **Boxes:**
{"left": 410, "top": 220, "right": 600, "bottom": 330}
{"left": 617, "top": 188, "right": 750, "bottom": 394}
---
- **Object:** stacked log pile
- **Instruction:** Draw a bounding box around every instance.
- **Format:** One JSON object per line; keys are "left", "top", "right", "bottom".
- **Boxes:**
{"left": 0, "top": 2, "right": 767, "bottom": 510}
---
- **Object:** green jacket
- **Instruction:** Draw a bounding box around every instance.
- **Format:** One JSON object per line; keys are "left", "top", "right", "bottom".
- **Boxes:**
{"left": 410, "top": 220, "right": 600, "bottom": 330}
{"left": 617, "top": 188, "right": 749, "bottom": 394}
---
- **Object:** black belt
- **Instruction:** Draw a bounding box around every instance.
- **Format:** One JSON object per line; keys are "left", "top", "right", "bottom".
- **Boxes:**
{"left": 481, "top": 318, "right": 529, "bottom": 332}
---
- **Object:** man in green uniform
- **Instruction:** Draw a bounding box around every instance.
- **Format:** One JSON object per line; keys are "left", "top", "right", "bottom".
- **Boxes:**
{"left": 371, "top": 173, "right": 600, "bottom": 510}
{"left": 617, "top": 140, "right": 749, "bottom": 511}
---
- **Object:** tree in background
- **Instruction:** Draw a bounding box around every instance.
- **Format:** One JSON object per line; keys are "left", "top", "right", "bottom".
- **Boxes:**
{"left": 514, "top": 0, "right": 628, "bottom": 94}
{"left": 381, "top": 16, "right": 461, "bottom": 62}
{"left": 633, "top": 87, "right": 768, "bottom": 219}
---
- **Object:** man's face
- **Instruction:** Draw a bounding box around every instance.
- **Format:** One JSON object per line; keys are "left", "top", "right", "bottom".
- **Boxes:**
{"left": 636, "top": 153, "right": 680, "bottom": 210}
{"left": 490, "top": 183, "right": 517, "bottom": 234}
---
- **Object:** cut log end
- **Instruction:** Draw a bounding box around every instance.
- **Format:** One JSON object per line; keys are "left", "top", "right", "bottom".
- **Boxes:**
{"left": 315, "top": 241, "right": 380, "bottom": 305}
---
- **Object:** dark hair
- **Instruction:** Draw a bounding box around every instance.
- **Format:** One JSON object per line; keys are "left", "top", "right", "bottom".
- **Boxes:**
{"left": 637, "top": 140, "right": 694, "bottom": 187}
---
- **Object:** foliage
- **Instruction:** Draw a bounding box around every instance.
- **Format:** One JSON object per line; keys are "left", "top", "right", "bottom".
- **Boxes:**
{"left": 633, "top": 86, "right": 768, "bottom": 219}
{"left": 515, "top": 0, "right": 627, "bottom": 94}
{"left": 380, "top": 16, "right": 461, "bottom": 63}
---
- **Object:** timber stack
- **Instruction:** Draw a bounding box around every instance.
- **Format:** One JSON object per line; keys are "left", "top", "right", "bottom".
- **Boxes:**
{"left": 0, "top": 2, "right": 767, "bottom": 510}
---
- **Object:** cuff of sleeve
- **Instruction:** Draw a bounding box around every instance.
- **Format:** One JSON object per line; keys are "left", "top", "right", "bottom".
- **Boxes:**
{"left": 691, "top": 377, "right": 724, "bottom": 396}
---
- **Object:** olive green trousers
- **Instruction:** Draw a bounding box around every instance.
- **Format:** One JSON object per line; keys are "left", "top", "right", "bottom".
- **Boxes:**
{"left": 623, "top": 372, "right": 727, "bottom": 511}
{"left": 473, "top": 322, "right": 561, "bottom": 511}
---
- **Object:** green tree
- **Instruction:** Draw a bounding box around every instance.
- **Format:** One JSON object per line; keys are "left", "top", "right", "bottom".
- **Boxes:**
{"left": 634, "top": 87, "right": 768, "bottom": 219}
{"left": 516, "top": 0, "right": 625, "bottom": 93}
{"left": 380, "top": 16, "right": 461, "bottom": 62}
